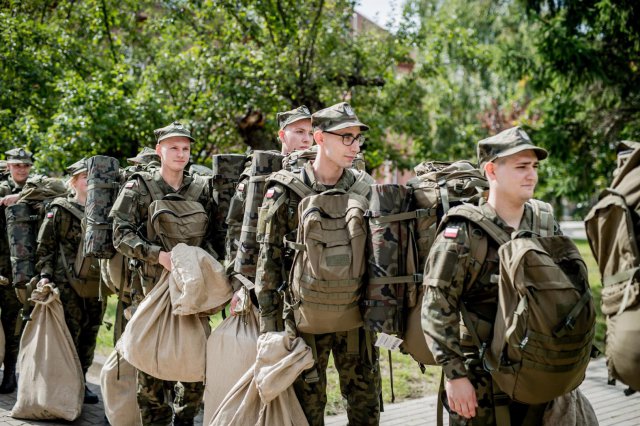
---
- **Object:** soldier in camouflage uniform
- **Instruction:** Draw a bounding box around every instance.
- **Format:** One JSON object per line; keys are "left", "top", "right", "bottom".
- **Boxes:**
{"left": 36, "top": 158, "right": 106, "bottom": 404}
{"left": 227, "top": 105, "right": 313, "bottom": 312}
{"left": 110, "top": 121, "right": 224, "bottom": 426}
{"left": 124, "top": 146, "right": 161, "bottom": 177}
{"left": 421, "top": 127, "right": 562, "bottom": 425}
{"left": 0, "top": 148, "right": 34, "bottom": 393}
{"left": 255, "top": 103, "right": 381, "bottom": 425}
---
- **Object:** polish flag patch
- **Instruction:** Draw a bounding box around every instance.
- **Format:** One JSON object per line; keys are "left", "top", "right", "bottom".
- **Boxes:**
{"left": 443, "top": 227, "right": 459, "bottom": 239}
{"left": 124, "top": 181, "right": 136, "bottom": 189}
{"left": 237, "top": 183, "right": 245, "bottom": 192}
{"left": 265, "top": 188, "right": 276, "bottom": 198}
{"left": 46, "top": 212, "right": 54, "bottom": 219}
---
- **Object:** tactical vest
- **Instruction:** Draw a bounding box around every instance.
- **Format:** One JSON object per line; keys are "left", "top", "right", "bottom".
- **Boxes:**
{"left": 266, "top": 168, "right": 374, "bottom": 334}
{"left": 447, "top": 201, "right": 596, "bottom": 404}
{"left": 585, "top": 141, "right": 640, "bottom": 391}
{"left": 48, "top": 198, "right": 102, "bottom": 298}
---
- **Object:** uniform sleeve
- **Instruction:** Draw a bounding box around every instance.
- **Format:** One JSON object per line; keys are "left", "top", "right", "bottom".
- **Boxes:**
{"left": 421, "top": 221, "right": 473, "bottom": 380}
{"left": 110, "top": 181, "right": 162, "bottom": 265}
{"left": 36, "top": 206, "right": 60, "bottom": 277}
{"left": 254, "top": 184, "right": 290, "bottom": 333}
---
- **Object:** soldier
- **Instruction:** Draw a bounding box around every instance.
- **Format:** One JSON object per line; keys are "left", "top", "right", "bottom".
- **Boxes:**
{"left": 0, "top": 147, "right": 34, "bottom": 393}
{"left": 110, "top": 121, "right": 223, "bottom": 426}
{"left": 254, "top": 102, "right": 381, "bottom": 425}
{"left": 227, "top": 105, "right": 313, "bottom": 312}
{"left": 124, "top": 146, "right": 161, "bottom": 177}
{"left": 35, "top": 158, "right": 106, "bottom": 404}
{"left": 421, "top": 127, "right": 560, "bottom": 425}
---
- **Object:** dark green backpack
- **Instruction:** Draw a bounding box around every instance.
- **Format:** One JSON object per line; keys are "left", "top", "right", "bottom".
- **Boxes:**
{"left": 585, "top": 141, "right": 640, "bottom": 391}
{"left": 211, "top": 154, "right": 246, "bottom": 247}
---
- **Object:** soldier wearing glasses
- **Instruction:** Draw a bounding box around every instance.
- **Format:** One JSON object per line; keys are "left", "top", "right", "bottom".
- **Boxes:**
{"left": 255, "top": 102, "right": 381, "bottom": 425}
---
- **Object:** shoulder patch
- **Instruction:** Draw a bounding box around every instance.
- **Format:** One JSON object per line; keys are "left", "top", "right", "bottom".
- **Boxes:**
{"left": 443, "top": 226, "right": 459, "bottom": 239}
{"left": 46, "top": 211, "right": 54, "bottom": 219}
{"left": 124, "top": 181, "right": 136, "bottom": 189}
{"left": 237, "top": 182, "right": 245, "bottom": 192}
{"left": 265, "top": 187, "right": 276, "bottom": 198}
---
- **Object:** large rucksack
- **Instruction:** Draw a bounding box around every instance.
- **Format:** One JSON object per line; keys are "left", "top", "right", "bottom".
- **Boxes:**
{"left": 267, "top": 168, "right": 374, "bottom": 334}
{"left": 211, "top": 154, "right": 246, "bottom": 245}
{"left": 233, "top": 151, "right": 284, "bottom": 280}
{"left": 46, "top": 198, "right": 102, "bottom": 298}
{"left": 585, "top": 141, "right": 640, "bottom": 391}
{"left": 448, "top": 201, "right": 596, "bottom": 404}
{"left": 363, "top": 161, "right": 488, "bottom": 367}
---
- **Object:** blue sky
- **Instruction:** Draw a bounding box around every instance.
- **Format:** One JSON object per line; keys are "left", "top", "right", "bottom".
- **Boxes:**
{"left": 355, "top": 0, "right": 404, "bottom": 28}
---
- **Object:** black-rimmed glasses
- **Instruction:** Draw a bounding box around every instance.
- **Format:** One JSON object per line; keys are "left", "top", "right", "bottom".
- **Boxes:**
{"left": 323, "top": 130, "right": 366, "bottom": 147}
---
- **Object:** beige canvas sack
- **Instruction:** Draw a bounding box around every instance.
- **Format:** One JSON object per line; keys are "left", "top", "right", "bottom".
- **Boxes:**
{"left": 210, "top": 332, "right": 312, "bottom": 426}
{"left": 204, "top": 300, "right": 259, "bottom": 425}
{"left": 118, "top": 271, "right": 209, "bottom": 382}
{"left": 170, "top": 243, "right": 232, "bottom": 316}
{"left": 11, "top": 284, "right": 83, "bottom": 421}
{"left": 542, "top": 388, "right": 598, "bottom": 425}
{"left": 100, "top": 349, "right": 142, "bottom": 426}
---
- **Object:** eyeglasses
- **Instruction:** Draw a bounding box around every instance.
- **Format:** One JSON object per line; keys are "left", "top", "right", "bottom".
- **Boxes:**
{"left": 323, "top": 130, "right": 366, "bottom": 147}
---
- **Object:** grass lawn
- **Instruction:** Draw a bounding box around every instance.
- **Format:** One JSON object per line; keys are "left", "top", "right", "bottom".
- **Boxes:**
{"left": 96, "top": 238, "right": 604, "bottom": 416}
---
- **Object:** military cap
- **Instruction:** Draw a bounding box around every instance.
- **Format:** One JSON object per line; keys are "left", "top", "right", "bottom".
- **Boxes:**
{"left": 127, "top": 146, "right": 160, "bottom": 165}
{"left": 5, "top": 147, "right": 34, "bottom": 165}
{"left": 154, "top": 121, "right": 194, "bottom": 143}
{"left": 477, "top": 126, "right": 548, "bottom": 169}
{"left": 0, "top": 160, "right": 6, "bottom": 172}
{"left": 311, "top": 102, "right": 369, "bottom": 132}
{"left": 277, "top": 105, "right": 311, "bottom": 130}
{"left": 66, "top": 158, "right": 88, "bottom": 176}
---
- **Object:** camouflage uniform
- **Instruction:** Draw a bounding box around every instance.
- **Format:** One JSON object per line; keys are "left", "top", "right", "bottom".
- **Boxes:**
{"left": 0, "top": 176, "right": 26, "bottom": 378}
{"left": 111, "top": 123, "right": 223, "bottom": 426}
{"left": 421, "top": 127, "right": 557, "bottom": 426}
{"left": 255, "top": 163, "right": 381, "bottom": 425}
{"left": 35, "top": 195, "right": 106, "bottom": 374}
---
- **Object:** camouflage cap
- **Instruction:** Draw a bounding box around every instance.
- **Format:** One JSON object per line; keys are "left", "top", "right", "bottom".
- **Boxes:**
{"left": 127, "top": 146, "right": 160, "bottom": 165}
{"left": 154, "top": 121, "right": 194, "bottom": 143}
{"left": 277, "top": 105, "right": 311, "bottom": 130}
{"left": 5, "top": 147, "right": 34, "bottom": 165}
{"left": 312, "top": 102, "right": 369, "bottom": 132}
{"left": 66, "top": 158, "right": 88, "bottom": 176}
{"left": 477, "top": 126, "right": 548, "bottom": 168}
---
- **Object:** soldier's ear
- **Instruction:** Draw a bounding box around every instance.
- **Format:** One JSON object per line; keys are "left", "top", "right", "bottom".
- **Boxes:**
{"left": 313, "top": 130, "right": 324, "bottom": 146}
{"left": 278, "top": 129, "right": 285, "bottom": 143}
{"left": 485, "top": 161, "right": 497, "bottom": 181}
{"left": 155, "top": 144, "right": 162, "bottom": 157}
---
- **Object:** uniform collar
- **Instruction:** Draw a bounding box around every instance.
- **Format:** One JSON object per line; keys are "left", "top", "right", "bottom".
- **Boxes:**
{"left": 478, "top": 198, "right": 535, "bottom": 234}
{"left": 302, "top": 162, "right": 354, "bottom": 192}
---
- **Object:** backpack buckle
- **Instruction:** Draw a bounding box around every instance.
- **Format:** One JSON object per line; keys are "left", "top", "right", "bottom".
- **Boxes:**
{"left": 413, "top": 274, "right": 424, "bottom": 283}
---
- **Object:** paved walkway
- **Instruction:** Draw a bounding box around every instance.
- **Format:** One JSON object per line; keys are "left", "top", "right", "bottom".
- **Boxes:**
{"left": 0, "top": 357, "right": 636, "bottom": 425}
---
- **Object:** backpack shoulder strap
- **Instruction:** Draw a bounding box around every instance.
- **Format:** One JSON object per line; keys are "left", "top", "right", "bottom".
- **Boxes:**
{"left": 183, "top": 174, "right": 207, "bottom": 202}
{"left": 131, "top": 171, "right": 164, "bottom": 201}
{"left": 527, "top": 199, "right": 555, "bottom": 237}
{"left": 347, "top": 170, "right": 375, "bottom": 197}
{"left": 267, "top": 169, "right": 315, "bottom": 199}
{"left": 50, "top": 198, "right": 84, "bottom": 223}
{"left": 445, "top": 204, "right": 510, "bottom": 246}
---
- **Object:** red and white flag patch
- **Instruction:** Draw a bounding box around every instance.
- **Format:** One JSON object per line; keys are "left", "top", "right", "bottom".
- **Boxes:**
{"left": 46, "top": 212, "right": 54, "bottom": 219}
{"left": 265, "top": 188, "right": 276, "bottom": 198}
{"left": 443, "top": 227, "right": 459, "bottom": 239}
{"left": 237, "top": 183, "right": 245, "bottom": 192}
{"left": 124, "top": 181, "right": 136, "bottom": 189}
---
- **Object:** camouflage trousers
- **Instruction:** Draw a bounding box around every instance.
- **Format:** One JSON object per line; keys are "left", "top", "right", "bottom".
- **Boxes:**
{"left": 58, "top": 282, "right": 106, "bottom": 373}
{"left": 0, "top": 284, "right": 22, "bottom": 367}
{"left": 136, "top": 370, "right": 204, "bottom": 426}
{"left": 293, "top": 328, "right": 381, "bottom": 426}
{"left": 445, "top": 357, "right": 547, "bottom": 426}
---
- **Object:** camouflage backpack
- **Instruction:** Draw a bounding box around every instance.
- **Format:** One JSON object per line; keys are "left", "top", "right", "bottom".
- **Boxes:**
{"left": 448, "top": 201, "right": 596, "bottom": 404}
{"left": 46, "top": 198, "right": 102, "bottom": 298}
{"left": 233, "top": 150, "right": 284, "bottom": 280}
{"left": 266, "top": 167, "right": 374, "bottom": 334}
{"left": 84, "top": 155, "right": 121, "bottom": 259}
{"left": 211, "top": 154, "right": 246, "bottom": 249}
{"left": 365, "top": 161, "right": 488, "bottom": 366}
{"left": 585, "top": 141, "right": 640, "bottom": 391}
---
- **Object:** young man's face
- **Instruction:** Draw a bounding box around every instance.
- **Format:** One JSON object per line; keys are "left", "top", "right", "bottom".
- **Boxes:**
{"left": 8, "top": 163, "right": 32, "bottom": 185}
{"left": 489, "top": 149, "right": 539, "bottom": 204}
{"left": 156, "top": 137, "right": 191, "bottom": 173}
{"left": 279, "top": 119, "right": 313, "bottom": 154}
{"left": 72, "top": 172, "right": 89, "bottom": 196}
{"left": 315, "top": 125, "right": 362, "bottom": 170}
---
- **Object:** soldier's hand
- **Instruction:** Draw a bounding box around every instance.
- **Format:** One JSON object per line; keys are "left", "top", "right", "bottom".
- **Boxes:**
{"left": 37, "top": 277, "right": 50, "bottom": 288}
{"left": 158, "top": 251, "right": 173, "bottom": 271}
{"left": 230, "top": 289, "right": 242, "bottom": 316}
{"left": 0, "top": 194, "right": 20, "bottom": 206}
{"left": 445, "top": 376, "right": 478, "bottom": 419}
